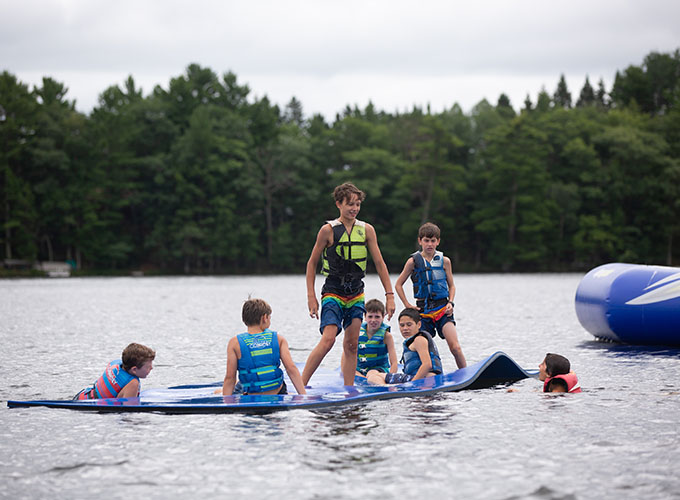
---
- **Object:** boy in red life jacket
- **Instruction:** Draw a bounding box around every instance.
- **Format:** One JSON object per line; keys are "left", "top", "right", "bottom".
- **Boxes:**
{"left": 539, "top": 353, "right": 582, "bottom": 393}
{"left": 73, "top": 343, "right": 155, "bottom": 400}
{"left": 218, "top": 298, "right": 306, "bottom": 396}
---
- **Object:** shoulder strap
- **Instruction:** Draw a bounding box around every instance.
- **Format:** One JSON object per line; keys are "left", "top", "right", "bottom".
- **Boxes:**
{"left": 411, "top": 251, "right": 425, "bottom": 269}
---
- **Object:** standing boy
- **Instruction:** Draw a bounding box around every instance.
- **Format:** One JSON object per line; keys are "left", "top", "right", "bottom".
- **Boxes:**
{"left": 366, "top": 308, "right": 443, "bottom": 385}
{"left": 221, "top": 298, "right": 306, "bottom": 396}
{"left": 395, "top": 222, "right": 467, "bottom": 369}
{"left": 303, "top": 182, "right": 395, "bottom": 386}
{"left": 340, "top": 298, "right": 398, "bottom": 378}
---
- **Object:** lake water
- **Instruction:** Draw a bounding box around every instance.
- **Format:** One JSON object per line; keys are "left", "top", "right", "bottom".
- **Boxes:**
{"left": 1, "top": 274, "right": 679, "bottom": 499}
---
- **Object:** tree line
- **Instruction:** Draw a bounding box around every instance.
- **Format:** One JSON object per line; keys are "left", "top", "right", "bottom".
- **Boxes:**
{"left": 1, "top": 49, "right": 679, "bottom": 275}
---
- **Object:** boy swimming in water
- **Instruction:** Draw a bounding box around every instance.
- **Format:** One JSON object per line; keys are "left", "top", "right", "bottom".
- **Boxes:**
{"left": 539, "top": 353, "right": 581, "bottom": 393}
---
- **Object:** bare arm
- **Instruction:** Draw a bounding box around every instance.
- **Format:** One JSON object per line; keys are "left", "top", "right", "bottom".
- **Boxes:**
{"left": 384, "top": 330, "right": 399, "bottom": 374}
{"left": 395, "top": 257, "right": 417, "bottom": 310}
{"left": 443, "top": 256, "right": 456, "bottom": 315}
{"left": 410, "top": 336, "right": 433, "bottom": 381}
{"left": 117, "top": 378, "right": 140, "bottom": 398}
{"left": 365, "top": 223, "right": 395, "bottom": 319}
{"left": 279, "top": 336, "right": 306, "bottom": 395}
{"left": 306, "top": 224, "right": 333, "bottom": 319}
{"left": 221, "top": 337, "right": 240, "bottom": 396}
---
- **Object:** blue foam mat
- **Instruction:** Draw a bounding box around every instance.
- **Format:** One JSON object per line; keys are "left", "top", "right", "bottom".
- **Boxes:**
{"left": 7, "top": 351, "right": 537, "bottom": 414}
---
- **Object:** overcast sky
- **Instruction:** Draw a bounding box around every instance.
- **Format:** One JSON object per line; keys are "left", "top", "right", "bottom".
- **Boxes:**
{"left": 2, "top": 0, "right": 679, "bottom": 120}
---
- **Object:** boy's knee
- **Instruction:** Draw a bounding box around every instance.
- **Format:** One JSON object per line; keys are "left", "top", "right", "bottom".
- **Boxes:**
{"left": 343, "top": 337, "right": 358, "bottom": 354}
{"left": 319, "top": 328, "right": 338, "bottom": 351}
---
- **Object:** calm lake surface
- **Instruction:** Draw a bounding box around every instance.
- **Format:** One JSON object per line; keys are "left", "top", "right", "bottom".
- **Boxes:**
{"left": 1, "top": 274, "right": 679, "bottom": 499}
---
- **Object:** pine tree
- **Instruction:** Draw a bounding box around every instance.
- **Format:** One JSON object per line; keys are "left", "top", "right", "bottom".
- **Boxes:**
{"left": 596, "top": 78, "right": 608, "bottom": 108}
{"left": 553, "top": 74, "right": 572, "bottom": 109}
{"left": 496, "top": 93, "right": 516, "bottom": 119}
{"left": 576, "top": 76, "right": 596, "bottom": 107}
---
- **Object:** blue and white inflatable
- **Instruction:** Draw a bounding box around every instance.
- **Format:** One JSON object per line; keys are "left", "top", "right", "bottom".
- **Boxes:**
{"left": 575, "top": 263, "right": 680, "bottom": 346}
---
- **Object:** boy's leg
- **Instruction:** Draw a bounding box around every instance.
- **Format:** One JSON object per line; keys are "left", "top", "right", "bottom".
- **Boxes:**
{"left": 419, "top": 316, "right": 437, "bottom": 337}
{"left": 341, "top": 317, "right": 361, "bottom": 385}
{"left": 302, "top": 324, "right": 338, "bottom": 385}
{"left": 441, "top": 321, "right": 467, "bottom": 369}
{"left": 366, "top": 369, "right": 387, "bottom": 386}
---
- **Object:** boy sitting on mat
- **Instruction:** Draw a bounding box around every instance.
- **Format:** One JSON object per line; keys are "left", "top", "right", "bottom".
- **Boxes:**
{"left": 341, "top": 298, "right": 398, "bottom": 378}
{"left": 366, "top": 308, "right": 443, "bottom": 385}
{"left": 218, "top": 298, "right": 306, "bottom": 396}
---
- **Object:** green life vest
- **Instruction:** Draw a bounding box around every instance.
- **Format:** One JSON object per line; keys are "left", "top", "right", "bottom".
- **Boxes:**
{"left": 321, "top": 219, "right": 367, "bottom": 281}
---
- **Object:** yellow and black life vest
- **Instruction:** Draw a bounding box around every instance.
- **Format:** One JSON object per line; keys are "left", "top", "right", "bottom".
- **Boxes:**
{"left": 321, "top": 219, "right": 367, "bottom": 282}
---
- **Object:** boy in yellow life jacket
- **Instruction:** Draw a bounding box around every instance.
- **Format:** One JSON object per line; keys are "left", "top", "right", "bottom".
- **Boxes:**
{"left": 303, "top": 182, "right": 396, "bottom": 386}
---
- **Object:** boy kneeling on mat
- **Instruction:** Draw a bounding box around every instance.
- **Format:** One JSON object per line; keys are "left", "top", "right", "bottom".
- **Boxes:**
{"left": 367, "top": 308, "right": 443, "bottom": 385}
{"left": 218, "top": 298, "right": 306, "bottom": 396}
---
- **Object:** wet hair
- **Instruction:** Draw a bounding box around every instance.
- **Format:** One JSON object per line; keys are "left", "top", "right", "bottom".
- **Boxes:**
{"left": 398, "top": 307, "right": 421, "bottom": 324}
{"left": 365, "top": 299, "right": 385, "bottom": 315}
{"left": 122, "top": 343, "right": 156, "bottom": 372}
{"left": 544, "top": 353, "right": 570, "bottom": 377}
{"left": 546, "top": 378, "right": 569, "bottom": 393}
{"left": 418, "top": 222, "right": 441, "bottom": 239}
{"left": 242, "top": 298, "right": 272, "bottom": 326}
{"left": 333, "top": 182, "right": 366, "bottom": 204}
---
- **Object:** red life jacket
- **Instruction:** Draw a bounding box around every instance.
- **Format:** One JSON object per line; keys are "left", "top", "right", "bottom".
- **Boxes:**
{"left": 543, "top": 372, "right": 581, "bottom": 393}
{"left": 76, "top": 360, "right": 138, "bottom": 400}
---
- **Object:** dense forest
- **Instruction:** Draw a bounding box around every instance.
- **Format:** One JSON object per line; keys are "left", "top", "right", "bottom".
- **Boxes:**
{"left": 1, "top": 49, "right": 679, "bottom": 275}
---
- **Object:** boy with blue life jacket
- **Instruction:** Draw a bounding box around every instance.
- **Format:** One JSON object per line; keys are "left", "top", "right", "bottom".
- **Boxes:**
{"left": 220, "top": 298, "right": 306, "bottom": 396}
{"left": 367, "top": 308, "right": 443, "bottom": 385}
{"left": 395, "top": 222, "right": 467, "bottom": 369}
{"left": 341, "top": 298, "right": 398, "bottom": 378}
{"left": 303, "top": 182, "right": 396, "bottom": 386}
{"left": 539, "top": 353, "right": 582, "bottom": 393}
{"left": 73, "top": 343, "right": 155, "bottom": 400}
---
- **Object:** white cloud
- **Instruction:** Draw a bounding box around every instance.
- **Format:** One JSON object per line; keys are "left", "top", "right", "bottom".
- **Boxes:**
{"left": 2, "top": 0, "right": 678, "bottom": 119}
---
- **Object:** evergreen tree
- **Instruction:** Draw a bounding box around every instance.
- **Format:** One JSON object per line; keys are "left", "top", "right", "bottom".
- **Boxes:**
{"left": 596, "top": 78, "right": 609, "bottom": 108}
{"left": 576, "top": 76, "right": 596, "bottom": 107}
{"left": 535, "top": 88, "right": 552, "bottom": 112}
{"left": 553, "top": 74, "right": 572, "bottom": 109}
{"left": 496, "top": 93, "right": 516, "bottom": 119}
{"left": 284, "top": 97, "right": 304, "bottom": 127}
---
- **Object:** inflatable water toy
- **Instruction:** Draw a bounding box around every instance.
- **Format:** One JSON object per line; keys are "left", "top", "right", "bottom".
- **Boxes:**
{"left": 7, "top": 351, "right": 536, "bottom": 414}
{"left": 575, "top": 262, "right": 680, "bottom": 346}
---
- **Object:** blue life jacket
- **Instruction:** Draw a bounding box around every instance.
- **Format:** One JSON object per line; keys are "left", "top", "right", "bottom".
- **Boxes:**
{"left": 357, "top": 322, "right": 390, "bottom": 373}
{"left": 237, "top": 330, "right": 284, "bottom": 394}
{"left": 77, "top": 360, "right": 138, "bottom": 400}
{"left": 410, "top": 251, "right": 449, "bottom": 307}
{"left": 401, "top": 331, "right": 443, "bottom": 376}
